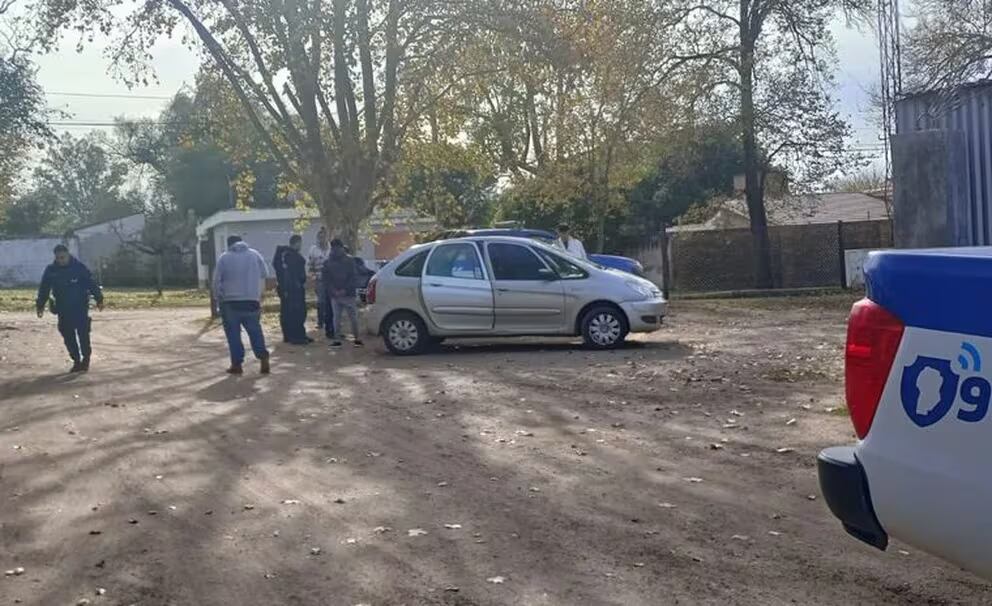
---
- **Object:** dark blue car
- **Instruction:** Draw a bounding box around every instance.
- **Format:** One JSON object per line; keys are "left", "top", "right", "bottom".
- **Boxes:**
{"left": 436, "top": 228, "right": 646, "bottom": 277}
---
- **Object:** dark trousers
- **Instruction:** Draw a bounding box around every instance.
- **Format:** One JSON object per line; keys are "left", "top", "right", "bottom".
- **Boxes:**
{"left": 279, "top": 288, "right": 308, "bottom": 343}
{"left": 323, "top": 291, "right": 336, "bottom": 339}
{"left": 315, "top": 281, "right": 327, "bottom": 328}
{"left": 220, "top": 301, "right": 269, "bottom": 366}
{"left": 58, "top": 315, "right": 91, "bottom": 362}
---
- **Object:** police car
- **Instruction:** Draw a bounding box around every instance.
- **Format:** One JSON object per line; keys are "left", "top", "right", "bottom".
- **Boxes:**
{"left": 818, "top": 248, "right": 992, "bottom": 580}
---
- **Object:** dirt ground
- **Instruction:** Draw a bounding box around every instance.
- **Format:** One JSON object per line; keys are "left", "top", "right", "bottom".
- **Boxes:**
{"left": 1, "top": 299, "right": 989, "bottom": 606}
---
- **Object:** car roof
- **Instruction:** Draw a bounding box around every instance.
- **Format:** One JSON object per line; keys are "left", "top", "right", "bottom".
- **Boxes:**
{"left": 451, "top": 228, "right": 556, "bottom": 240}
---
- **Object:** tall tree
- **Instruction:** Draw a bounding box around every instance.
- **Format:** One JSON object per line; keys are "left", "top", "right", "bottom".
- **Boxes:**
{"left": 455, "top": 0, "right": 697, "bottom": 251}
{"left": 0, "top": 0, "right": 53, "bottom": 212}
{"left": 37, "top": 0, "right": 472, "bottom": 246}
{"left": 390, "top": 141, "right": 496, "bottom": 229}
{"left": 905, "top": 0, "right": 992, "bottom": 91}
{"left": 32, "top": 132, "right": 139, "bottom": 228}
{"left": 681, "top": 0, "right": 864, "bottom": 287}
{"left": 116, "top": 72, "right": 287, "bottom": 219}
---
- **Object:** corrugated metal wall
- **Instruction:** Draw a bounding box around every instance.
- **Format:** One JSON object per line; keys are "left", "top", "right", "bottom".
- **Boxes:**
{"left": 896, "top": 84, "right": 992, "bottom": 245}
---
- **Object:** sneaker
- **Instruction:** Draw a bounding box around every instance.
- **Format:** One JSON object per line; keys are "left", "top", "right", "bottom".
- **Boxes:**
{"left": 70, "top": 361, "right": 84, "bottom": 373}
{"left": 260, "top": 357, "right": 271, "bottom": 375}
{"left": 353, "top": 339, "right": 364, "bottom": 347}
{"left": 80, "top": 358, "right": 90, "bottom": 372}
{"left": 226, "top": 365, "right": 244, "bottom": 375}
{"left": 329, "top": 341, "right": 342, "bottom": 348}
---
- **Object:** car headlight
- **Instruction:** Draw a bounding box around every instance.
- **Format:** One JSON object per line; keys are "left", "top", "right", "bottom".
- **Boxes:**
{"left": 624, "top": 280, "right": 655, "bottom": 300}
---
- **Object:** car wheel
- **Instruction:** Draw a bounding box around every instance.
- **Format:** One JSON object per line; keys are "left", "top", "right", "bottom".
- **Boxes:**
{"left": 383, "top": 312, "right": 429, "bottom": 356}
{"left": 581, "top": 305, "right": 628, "bottom": 349}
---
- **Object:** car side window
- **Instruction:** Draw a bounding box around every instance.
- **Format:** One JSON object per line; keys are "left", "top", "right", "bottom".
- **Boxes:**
{"left": 488, "top": 243, "right": 550, "bottom": 281}
{"left": 536, "top": 249, "right": 588, "bottom": 280}
{"left": 394, "top": 250, "right": 429, "bottom": 277}
{"left": 426, "top": 243, "right": 485, "bottom": 280}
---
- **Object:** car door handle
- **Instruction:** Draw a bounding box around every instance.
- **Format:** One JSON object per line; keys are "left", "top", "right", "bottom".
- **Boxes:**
{"left": 496, "top": 288, "right": 509, "bottom": 292}
{"left": 428, "top": 282, "right": 443, "bottom": 287}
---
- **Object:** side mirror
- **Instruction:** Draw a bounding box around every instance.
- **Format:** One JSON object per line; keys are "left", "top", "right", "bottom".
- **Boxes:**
{"left": 538, "top": 268, "right": 558, "bottom": 281}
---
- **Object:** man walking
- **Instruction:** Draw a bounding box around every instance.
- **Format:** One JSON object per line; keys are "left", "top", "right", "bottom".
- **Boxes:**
{"left": 555, "top": 224, "right": 588, "bottom": 259}
{"left": 308, "top": 227, "right": 332, "bottom": 334}
{"left": 273, "top": 234, "right": 311, "bottom": 345}
{"left": 322, "top": 238, "right": 363, "bottom": 348}
{"left": 35, "top": 244, "right": 104, "bottom": 373}
{"left": 213, "top": 236, "right": 271, "bottom": 375}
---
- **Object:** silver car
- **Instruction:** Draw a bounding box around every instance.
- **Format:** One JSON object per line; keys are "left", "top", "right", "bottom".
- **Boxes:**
{"left": 365, "top": 236, "right": 667, "bottom": 355}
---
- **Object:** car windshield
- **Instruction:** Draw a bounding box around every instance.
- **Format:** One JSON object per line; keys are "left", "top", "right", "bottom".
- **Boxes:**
{"left": 526, "top": 238, "right": 604, "bottom": 270}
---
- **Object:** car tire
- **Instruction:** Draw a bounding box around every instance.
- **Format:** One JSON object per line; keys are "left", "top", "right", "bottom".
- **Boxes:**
{"left": 581, "top": 305, "right": 629, "bottom": 349}
{"left": 382, "top": 312, "right": 429, "bottom": 356}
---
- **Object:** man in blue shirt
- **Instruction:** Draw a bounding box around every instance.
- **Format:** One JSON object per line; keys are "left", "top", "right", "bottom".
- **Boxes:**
{"left": 35, "top": 244, "right": 104, "bottom": 373}
{"left": 213, "top": 236, "right": 271, "bottom": 375}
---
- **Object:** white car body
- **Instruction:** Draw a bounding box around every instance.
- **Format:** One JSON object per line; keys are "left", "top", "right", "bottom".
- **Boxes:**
{"left": 819, "top": 248, "right": 992, "bottom": 580}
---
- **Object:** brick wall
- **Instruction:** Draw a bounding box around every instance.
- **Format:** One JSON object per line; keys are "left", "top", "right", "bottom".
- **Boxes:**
{"left": 666, "top": 219, "right": 892, "bottom": 292}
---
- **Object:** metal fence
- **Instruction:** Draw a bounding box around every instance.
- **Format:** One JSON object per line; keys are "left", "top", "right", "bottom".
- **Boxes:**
{"left": 639, "top": 219, "right": 892, "bottom": 294}
{"left": 896, "top": 83, "right": 992, "bottom": 245}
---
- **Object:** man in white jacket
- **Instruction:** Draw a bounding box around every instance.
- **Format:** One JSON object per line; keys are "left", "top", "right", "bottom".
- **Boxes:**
{"left": 555, "top": 224, "right": 587, "bottom": 259}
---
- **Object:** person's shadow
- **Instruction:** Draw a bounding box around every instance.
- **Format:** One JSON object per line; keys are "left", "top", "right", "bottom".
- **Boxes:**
{"left": 196, "top": 374, "right": 265, "bottom": 403}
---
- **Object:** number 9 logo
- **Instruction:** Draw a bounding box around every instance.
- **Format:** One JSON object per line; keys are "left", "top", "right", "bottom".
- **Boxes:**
{"left": 957, "top": 377, "right": 991, "bottom": 423}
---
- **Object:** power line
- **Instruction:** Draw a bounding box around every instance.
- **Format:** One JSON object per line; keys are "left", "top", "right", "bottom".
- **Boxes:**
{"left": 45, "top": 91, "right": 174, "bottom": 100}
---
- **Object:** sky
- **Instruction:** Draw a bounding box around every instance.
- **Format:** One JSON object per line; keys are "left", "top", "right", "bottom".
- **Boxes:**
{"left": 32, "top": 13, "right": 885, "bottom": 154}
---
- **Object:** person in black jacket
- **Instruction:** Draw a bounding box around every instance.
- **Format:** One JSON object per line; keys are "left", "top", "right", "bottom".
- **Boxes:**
{"left": 322, "top": 238, "right": 362, "bottom": 347}
{"left": 273, "top": 234, "right": 311, "bottom": 345}
{"left": 35, "top": 244, "right": 104, "bottom": 372}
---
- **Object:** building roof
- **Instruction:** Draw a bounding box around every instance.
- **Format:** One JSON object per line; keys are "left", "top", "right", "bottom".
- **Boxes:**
{"left": 669, "top": 192, "right": 889, "bottom": 233}
{"left": 70, "top": 212, "right": 145, "bottom": 234}
{"left": 195, "top": 207, "right": 435, "bottom": 237}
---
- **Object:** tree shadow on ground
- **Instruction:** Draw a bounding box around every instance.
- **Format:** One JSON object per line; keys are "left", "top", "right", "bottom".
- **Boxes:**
{"left": 1, "top": 311, "right": 988, "bottom": 606}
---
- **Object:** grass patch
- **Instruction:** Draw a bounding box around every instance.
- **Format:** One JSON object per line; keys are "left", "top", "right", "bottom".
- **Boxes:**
{"left": 686, "top": 291, "right": 861, "bottom": 314}
{"left": 0, "top": 288, "right": 211, "bottom": 312}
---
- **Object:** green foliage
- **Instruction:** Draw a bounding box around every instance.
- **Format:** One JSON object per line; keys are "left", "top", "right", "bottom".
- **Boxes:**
{"left": 117, "top": 71, "right": 285, "bottom": 219}
{"left": 1, "top": 132, "right": 140, "bottom": 235}
{"left": 391, "top": 142, "right": 497, "bottom": 229}
{"left": 0, "top": 56, "right": 53, "bottom": 209}
{"left": 622, "top": 124, "right": 743, "bottom": 244}
{"left": 0, "top": 288, "right": 210, "bottom": 313}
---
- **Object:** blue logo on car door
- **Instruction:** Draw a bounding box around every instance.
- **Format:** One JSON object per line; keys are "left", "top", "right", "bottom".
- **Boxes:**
{"left": 900, "top": 343, "right": 992, "bottom": 427}
{"left": 900, "top": 356, "right": 960, "bottom": 427}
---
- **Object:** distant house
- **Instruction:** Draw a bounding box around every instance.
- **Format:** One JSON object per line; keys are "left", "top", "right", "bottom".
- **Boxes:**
{"left": 0, "top": 213, "right": 146, "bottom": 287}
{"left": 669, "top": 192, "right": 890, "bottom": 233}
{"left": 194, "top": 208, "right": 435, "bottom": 288}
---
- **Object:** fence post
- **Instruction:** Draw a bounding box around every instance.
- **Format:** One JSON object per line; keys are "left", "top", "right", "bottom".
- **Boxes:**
{"left": 837, "top": 220, "right": 847, "bottom": 288}
{"left": 660, "top": 227, "right": 671, "bottom": 300}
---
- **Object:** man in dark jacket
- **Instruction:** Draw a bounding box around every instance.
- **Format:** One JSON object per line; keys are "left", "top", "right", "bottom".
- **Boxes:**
{"left": 273, "top": 234, "right": 311, "bottom": 345}
{"left": 35, "top": 244, "right": 104, "bottom": 372}
{"left": 322, "top": 238, "right": 362, "bottom": 347}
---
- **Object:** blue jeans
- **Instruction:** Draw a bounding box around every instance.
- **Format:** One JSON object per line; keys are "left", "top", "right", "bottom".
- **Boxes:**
{"left": 221, "top": 301, "right": 269, "bottom": 366}
{"left": 331, "top": 296, "right": 360, "bottom": 339}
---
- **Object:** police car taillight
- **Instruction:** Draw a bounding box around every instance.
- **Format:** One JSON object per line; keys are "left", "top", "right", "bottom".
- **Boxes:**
{"left": 366, "top": 276, "right": 378, "bottom": 305}
{"left": 846, "top": 298, "right": 904, "bottom": 439}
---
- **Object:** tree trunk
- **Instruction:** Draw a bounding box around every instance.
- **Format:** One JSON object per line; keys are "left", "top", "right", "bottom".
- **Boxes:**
{"left": 740, "top": 39, "right": 774, "bottom": 289}
{"left": 155, "top": 254, "right": 164, "bottom": 296}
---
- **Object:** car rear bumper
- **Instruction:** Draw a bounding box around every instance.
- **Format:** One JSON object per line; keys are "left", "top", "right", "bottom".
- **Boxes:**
{"left": 817, "top": 446, "right": 888, "bottom": 550}
{"left": 621, "top": 299, "right": 667, "bottom": 332}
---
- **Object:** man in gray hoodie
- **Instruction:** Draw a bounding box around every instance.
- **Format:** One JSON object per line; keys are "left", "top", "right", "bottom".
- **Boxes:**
{"left": 213, "top": 236, "right": 271, "bottom": 374}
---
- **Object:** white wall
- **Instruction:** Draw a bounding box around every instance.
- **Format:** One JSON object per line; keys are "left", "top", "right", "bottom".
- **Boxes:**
{"left": 0, "top": 238, "right": 80, "bottom": 287}
{"left": 75, "top": 214, "right": 146, "bottom": 272}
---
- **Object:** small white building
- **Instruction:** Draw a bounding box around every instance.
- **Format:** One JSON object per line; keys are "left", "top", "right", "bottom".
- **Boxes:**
{"left": 194, "top": 208, "right": 435, "bottom": 287}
